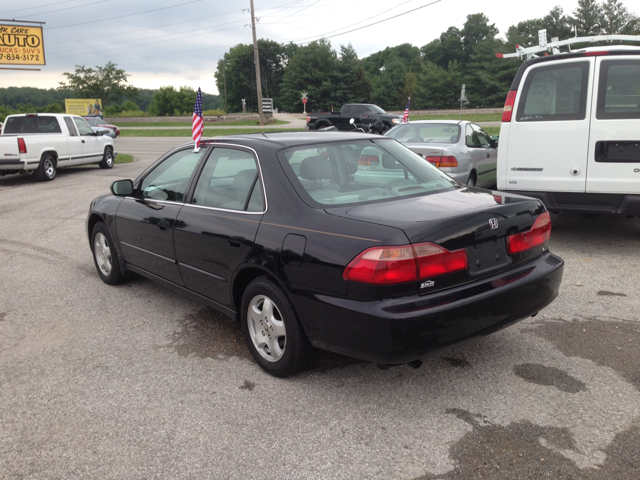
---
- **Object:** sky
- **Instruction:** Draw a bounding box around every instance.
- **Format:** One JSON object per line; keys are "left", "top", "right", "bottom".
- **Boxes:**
{"left": 1, "top": 0, "right": 581, "bottom": 96}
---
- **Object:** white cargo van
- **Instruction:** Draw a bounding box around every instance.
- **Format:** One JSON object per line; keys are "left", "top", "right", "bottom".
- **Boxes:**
{"left": 497, "top": 34, "right": 640, "bottom": 214}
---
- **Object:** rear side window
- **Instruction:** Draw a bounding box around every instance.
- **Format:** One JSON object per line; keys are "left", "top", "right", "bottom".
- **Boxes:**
{"left": 516, "top": 62, "right": 589, "bottom": 122}
{"left": 3, "top": 115, "right": 62, "bottom": 134}
{"left": 596, "top": 59, "right": 640, "bottom": 120}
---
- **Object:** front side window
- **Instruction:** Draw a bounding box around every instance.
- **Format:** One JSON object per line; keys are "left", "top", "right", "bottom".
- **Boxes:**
{"left": 280, "top": 139, "right": 457, "bottom": 206}
{"left": 471, "top": 124, "right": 492, "bottom": 147}
{"left": 73, "top": 117, "right": 95, "bottom": 136}
{"left": 596, "top": 59, "right": 640, "bottom": 120}
{"left": 516, "top": 61, "right": 589, "bottom": 122}
{"left": 139, "top": 148, "right": 204, "bottom": 202}
{"left": 191, "top": 147, "right": 263, "bottom": 211}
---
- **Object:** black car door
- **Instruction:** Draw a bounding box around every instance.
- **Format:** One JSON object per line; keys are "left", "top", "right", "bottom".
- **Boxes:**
{"left": 174, "top": 146, "right": 265, "bottom": 308}
{"left": 116, "top": 147, "right": 206, "bottom": 285}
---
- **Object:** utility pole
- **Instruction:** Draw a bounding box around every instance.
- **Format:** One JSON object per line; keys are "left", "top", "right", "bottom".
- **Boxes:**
{"left": 250, "top": 0, "right": 265, "bottom": 125}
{"left": 222, "top": 61, "right": 228, "bottom": 114}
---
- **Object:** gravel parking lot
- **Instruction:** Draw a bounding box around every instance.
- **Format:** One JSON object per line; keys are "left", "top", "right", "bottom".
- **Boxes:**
{"left": 1, "top": 137, "right": 639, "bottom": 479}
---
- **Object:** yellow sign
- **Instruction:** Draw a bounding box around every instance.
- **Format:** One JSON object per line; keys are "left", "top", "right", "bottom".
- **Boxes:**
{"left": 65, "top": 99, "right": 103, "bottom": 116}
{"left": 0, "top": 25, "right": 45, "bottom": 66}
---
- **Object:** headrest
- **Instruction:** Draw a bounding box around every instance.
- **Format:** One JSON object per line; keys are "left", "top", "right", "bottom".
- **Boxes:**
{"left": 233, "top": 169, "right": 257, "bottom": 193}
{"left": 300, "top": 156, "right": 332, "bottom": 181}
{"left": 381, "top": 153, "right": 398, "bottom": 169}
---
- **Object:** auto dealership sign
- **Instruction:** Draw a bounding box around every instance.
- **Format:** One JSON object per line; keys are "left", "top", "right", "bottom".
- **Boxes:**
{"left": 0, "top": 24, "right": 45, "bottom": 66}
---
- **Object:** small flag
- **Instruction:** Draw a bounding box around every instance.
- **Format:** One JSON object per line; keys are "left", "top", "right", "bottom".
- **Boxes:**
{"left": 192, "top": 87, "right": 204, "bottom": 151}
{"left": 401, "top": 97, "right": 410, "bottom": 123}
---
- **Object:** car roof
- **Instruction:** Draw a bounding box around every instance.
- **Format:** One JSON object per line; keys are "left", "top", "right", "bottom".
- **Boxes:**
{"left": 196, "top": 131, "right": 388, "bottom": 149}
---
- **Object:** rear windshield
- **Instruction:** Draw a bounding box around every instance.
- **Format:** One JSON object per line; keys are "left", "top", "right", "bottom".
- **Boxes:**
{"left": 3, "top": 115, "right": 62, "bottom": 134}
{"left": 386, "top": 124, "right": 461, "bottom": 144}
{"left": 279, "top": 138, "right": 457, "bottom": 206}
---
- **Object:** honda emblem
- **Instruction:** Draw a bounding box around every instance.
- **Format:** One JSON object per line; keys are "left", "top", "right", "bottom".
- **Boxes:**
{"left": 489, "top": 218, "right": 499, "bottom": 229}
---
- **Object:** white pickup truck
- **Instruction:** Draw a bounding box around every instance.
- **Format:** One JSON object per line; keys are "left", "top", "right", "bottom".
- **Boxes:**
{"left": 0, "top": 113, "right": 116, "bottom": 181}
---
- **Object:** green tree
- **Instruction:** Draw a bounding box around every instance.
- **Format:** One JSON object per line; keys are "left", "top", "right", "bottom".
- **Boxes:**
{"left": 543, "top": 6, "right": 575, "bottom": 40}
{"left": 58, "top": 61, "right": 138, "bottom": 106}
{"left": 601, "top": 0, "right": 639, "bottom": 34}
{"left": 370, "top": 57, "right": 407, "bottom": 110}
{"left": 461, "top": 13, "right": 499, "bottom": 59}
{"left": 573, "top": 0, "right": 602, "bottom": 35}
{"left": 421, "top": 27, "right": 465, "bottom": 69}
{"left": 147, "top": 86, "right": 197, "bottom": 116}
{"left": 416, "top": 61, "right": 462, "bottom": 109}
{"left": 279, "top": 39, "right": 341, "bottom": 112}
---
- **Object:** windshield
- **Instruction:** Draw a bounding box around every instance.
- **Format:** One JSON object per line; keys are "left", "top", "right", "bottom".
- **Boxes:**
{"left": 386, "top": 123, "right": 461, "bottom": 144}
{"left": 279, "top": 138, "right": 457, "bottom": 207}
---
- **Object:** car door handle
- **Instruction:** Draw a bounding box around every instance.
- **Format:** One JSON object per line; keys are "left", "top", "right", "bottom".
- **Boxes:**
{"left": 157, "top": 220, "right": 170, "bottom": 231}
{"left": 228, "top": 236, "right": 244, "bottom": 248}
{"left": 486, "top": 153, "right": 490, "bottom": 158}
{"left": 82, "top": 140, "right": 85, "bottom": 143}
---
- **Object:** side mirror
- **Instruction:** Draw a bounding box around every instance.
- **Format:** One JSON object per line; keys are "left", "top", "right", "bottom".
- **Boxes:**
{"left": 111, "top": 179, "right": 134, "bottom": 196}
{"left": 95, "top": 130, "right": 103, "bottom": 136}
{"left": 491, "top": 135, "right": 499, "bottom": 148}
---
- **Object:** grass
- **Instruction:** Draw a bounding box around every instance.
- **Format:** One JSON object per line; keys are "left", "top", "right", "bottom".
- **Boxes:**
{"left": 116, "top": 119, "right": 288, "bottom": 127}
{"left": 411, "top": 113, "right": 501, "bottom": 122}
{"left": 120, "top": 128, "right": 305, "bottom": 137}
{"left": 482, "top": 127, "right": 501, "bottom": 136}
{"left": 115, "top": 154, "right": 134, "bottom": 164}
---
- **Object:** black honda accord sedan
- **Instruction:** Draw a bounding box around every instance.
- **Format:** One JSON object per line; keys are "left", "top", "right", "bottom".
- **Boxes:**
{"left": 87, "top": 132, "right": 563, "bottom": 377}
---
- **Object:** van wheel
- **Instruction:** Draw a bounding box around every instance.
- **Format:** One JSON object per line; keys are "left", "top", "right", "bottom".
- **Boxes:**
{"left": 35, "top": 154, "right": 57, "bottom": 181}
{"left": 99, "top": 147, "right": 114, "bottom": 169}
{"left": 466, "top": 172, "right": 477, "bottom": 187}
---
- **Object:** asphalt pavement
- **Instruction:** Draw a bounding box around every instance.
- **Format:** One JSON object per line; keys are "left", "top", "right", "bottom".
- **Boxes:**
{"left": 0, "top": 137, "right": 638, "bottom": 479}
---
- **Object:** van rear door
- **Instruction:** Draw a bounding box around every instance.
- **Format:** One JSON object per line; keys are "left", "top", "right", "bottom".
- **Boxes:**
{"left": 501, "top": 58, "right": 594, "bottom": 192}
{"left": 586, "top": 56, "right": 640, "bottom": 194}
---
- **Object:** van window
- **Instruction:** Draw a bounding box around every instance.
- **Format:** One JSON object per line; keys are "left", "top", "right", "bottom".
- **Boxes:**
{"left": 596, "top": 59, "right": 640, "bottom": 120}
{"left": 516, "top": 62, "right": 589, "bottom": 122}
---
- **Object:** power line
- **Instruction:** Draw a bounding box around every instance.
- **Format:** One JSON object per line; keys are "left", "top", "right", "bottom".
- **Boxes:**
{"left": 19, "top": 0, "right": 110, "bottom": 19}
{"left": 295, "top": 0, "right": 442, "bottom": 44}
{"left": 47, "top": 0, "right": 202, "bottom": 30}
{"left": 2, "top": 0, "right": 79, "bottom": 15}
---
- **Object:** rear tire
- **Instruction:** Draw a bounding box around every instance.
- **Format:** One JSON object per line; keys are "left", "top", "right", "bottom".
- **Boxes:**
{"left": 35, "top": 153, "right": 57, "bottom": 181}
{"left": 99, "top": 147, "right": 114, "bottom": 169}
{"left": 466, "top": 172, "right": 477, "bottom": 187}
{"left": 241, "top": 276, "right": 311, "bottom": 377}
{"left": 91, "top": 222, "right": 125, "bottom": 285}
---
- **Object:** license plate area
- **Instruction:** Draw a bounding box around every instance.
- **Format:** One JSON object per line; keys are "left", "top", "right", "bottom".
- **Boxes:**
{"left": 467, "top": 239, "right": 509, "bottom": 275}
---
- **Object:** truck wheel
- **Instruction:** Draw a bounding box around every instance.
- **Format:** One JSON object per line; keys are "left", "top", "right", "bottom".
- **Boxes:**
{"left": 35, "top": 153, "right": 57, "bottom": 181}
{"left": 99, "top": 147, "right": 114, "bottom": 169}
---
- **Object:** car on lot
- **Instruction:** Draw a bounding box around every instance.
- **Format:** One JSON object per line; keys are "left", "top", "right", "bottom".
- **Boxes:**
{"left": 87, "top": 132, "right": 563, "bottom": 377}
{"left": 385, "top": 120, "right": 498, "bottom": 188}
{"left": 83, "top": 116, "right": 120, "bottom": 138}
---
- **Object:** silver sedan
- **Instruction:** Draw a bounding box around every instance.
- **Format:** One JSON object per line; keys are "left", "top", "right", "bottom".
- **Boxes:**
{"left": 385, "top": 120, "right": 497, "bottom": 188}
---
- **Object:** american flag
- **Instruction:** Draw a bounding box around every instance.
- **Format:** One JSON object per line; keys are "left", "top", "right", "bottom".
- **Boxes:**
{"left": 401, "top": 97, "right": 410, "bottom": 123}
{"left": 192, "top": 87, "right": 204, "bottom": 151}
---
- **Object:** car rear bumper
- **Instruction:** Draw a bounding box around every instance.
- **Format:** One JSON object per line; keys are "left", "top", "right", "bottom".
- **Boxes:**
{"left": 289, "top": 252, "right": 564, "bottom": 364}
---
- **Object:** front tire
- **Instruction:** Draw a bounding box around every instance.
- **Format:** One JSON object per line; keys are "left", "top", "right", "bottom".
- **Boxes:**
{"left": 35, "top": 153, "right": 57, "bottom": 181}
{"left": 91, "top": 222, "right": 125, "bottom": 285}
{"left": 241, "top": 277, "right": 310, "bottom": 377}
{"left": 99, "top": 147, "right": 114, "bottom": 169}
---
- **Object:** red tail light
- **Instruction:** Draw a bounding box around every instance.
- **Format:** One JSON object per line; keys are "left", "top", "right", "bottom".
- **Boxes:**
{"left": 17, "top": 138, "right": 27, "bottom": 154}
{"left": 507, "top": 212, "right": 551, "bottom": 254}
{"left": 343, "top": 242, "right": 468, "bottom": 285}
{"left": 502, "top": 90, "right": 517, "bottom": 122}
{"left": 425, "top": 156, "right": 458, "bottom": 167}
{"left": 358, "top": 155, "right": 380, "bottom": 166}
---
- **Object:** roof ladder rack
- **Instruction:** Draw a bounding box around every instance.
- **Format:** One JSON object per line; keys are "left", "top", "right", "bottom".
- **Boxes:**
{"left": 496, "top": 29, "right": 640, "bottom": 60}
